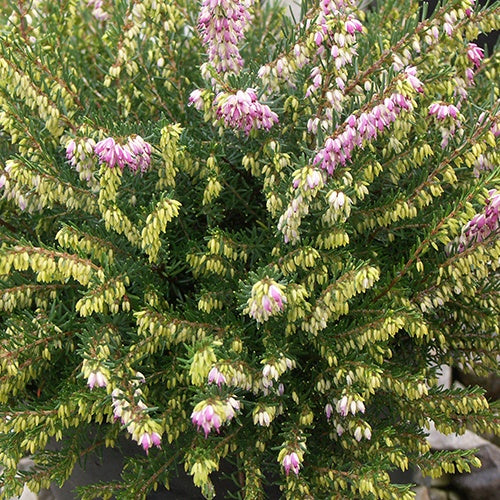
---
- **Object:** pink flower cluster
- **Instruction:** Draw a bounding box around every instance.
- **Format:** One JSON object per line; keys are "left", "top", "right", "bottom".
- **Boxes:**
{"left": 87, "top": 370, "right": 108, "bottom": 389}
{"left": 282, "top": 452, "right": 301, "bottom": 476}
{"left": 214, "top": 89, "right": 279, "bottom": 135}
{"left": 467, "top": 43, "right": 484, "bottom": 68}
{"left": 246, "top": 280, "right": 287, "bottom": 323}
{"left": 191, "top": 397, "right": 240, "bottom": 437}
{"left": 92, "top": 135, "right": 152, "bottom": 172}
{"left": 207, "top": 366, "right": 226, "bottom": 387}
{"left": 65, "top": 137, "right": 98, "bottom": 186}
{"left": 111, "top": 379, "right": 162, "bottom": 454}
{"left": 458, "top": 189, "right": 500, "bottom": 252}
{"left": 428, "top": 101, "right": 462, "bottom": 148}
{"left": 307, "top": 3, "right": 363, "bottom": 98}
{"left": 313, "top": 92, "right": 413, "bottom": 175}
{"left": 335, "top": 395, "right": 365, "bottom": 417}
{"left": 87, "top": 0, "right": 109, "bottom": 21}
{"left": 320, "top": 0, "right": 353, "bottom": 16}
{"left": 428, "top": 102, "right": 459, "bottom": 120}
{"left": 138, "top": 431, "right": 162, "bottom": 452}
{"left": 198, "top": 0, "right": 252, "bottom": 75}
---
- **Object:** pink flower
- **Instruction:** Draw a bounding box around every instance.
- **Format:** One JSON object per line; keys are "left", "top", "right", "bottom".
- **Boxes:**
{"left": 405, "top": 66, "right": 423, "bottom": 93}
{"left": 268, "top": 285, "right": 284, "bottom": 309}
{"left": 94, "top": 135, "right": 152, "bottom": 172}
{"left": 345, "top": 18, "right": 362, "bottom": 35}
{"left": 262, "top": 295, "right": 272, "bottom": 313}
{"left": 458, "top": 189, "right": 499, "bottom": 251}
{"left": 491, "top": 120, "right": 500, "bottom": 138}
{"left": 283, "top": 452, "right": 301, "bottom": 475}
{"left": 87, "top": 371, "right": 108, "bottom": 389}
{"left": 214, "top": 89, "right": 278, "bottom": 134}
{"left": 188, "top": 89, "right": 205, "bottom": 110}
{"left": 336, "top": 395, "right": 348, "bottom": 417}
{"left": 18, "top": 195, "right": 27, "bottom": 211}
{"left": 66, "top": 139, "right": 76, "bottom": 161}
{"left": 88, "top": 0, "right": 109, "bottom": 21}
{"left": 94, "top": 137, "right": 120, "bottom": 168}
{"left": 207, "top": 367, "right": 226, "bottom": 387}
{"left": 139, "top": 431, "right": 162, "bottom": 453}
{"left": 467, "top": 43, "right": 484, "bottom": 67}
{"left": 325, "top": 403, "right": 333, "bottom": 420}
{"left": 428, "top": 102, "right": 459, "bottom": 120}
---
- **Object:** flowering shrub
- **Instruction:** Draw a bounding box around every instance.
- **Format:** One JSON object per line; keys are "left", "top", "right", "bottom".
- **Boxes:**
{"left": 0, "top": 0, "right": 499, "bottom": 498}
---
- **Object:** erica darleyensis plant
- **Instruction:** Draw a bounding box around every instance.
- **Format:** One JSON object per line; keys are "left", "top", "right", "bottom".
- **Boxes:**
{"left": 0, "top": 0, "right": 499, "bottom": 498}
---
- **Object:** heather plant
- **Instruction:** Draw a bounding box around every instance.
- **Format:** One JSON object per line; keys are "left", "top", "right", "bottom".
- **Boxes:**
{"left": 0, "top": 0, "right": 499, "bottom": 498}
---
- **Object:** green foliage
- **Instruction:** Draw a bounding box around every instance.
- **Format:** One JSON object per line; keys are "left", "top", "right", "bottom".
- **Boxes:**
{"left": 0, "top": 0, "right": 499, "bottom": 498}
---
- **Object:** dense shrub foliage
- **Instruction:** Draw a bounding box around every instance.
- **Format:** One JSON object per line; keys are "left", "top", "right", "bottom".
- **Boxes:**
{"left": 0, "top": 0, "right": 499, "bottom": 498}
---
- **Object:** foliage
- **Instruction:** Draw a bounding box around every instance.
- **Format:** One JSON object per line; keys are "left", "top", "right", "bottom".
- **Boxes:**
{"left": 0, "top": 0, "right": 499, "bottom": 498}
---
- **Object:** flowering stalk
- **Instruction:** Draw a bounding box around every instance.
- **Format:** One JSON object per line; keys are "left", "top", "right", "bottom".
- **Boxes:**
{"left": 198, "top": 0, "right": 253, "bottom": 77}
{"left": 313, "top": 91, "right": 415, "bottom": 175}
{"left": 111, "top": 374, "right": 162, "bottom": 453}
{"left": 458, "top": 189, "right": 500, "bottom": 252}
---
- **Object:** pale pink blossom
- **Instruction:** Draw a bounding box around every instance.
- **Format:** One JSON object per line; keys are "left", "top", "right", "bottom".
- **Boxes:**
{"left": 88, "top": 0, "right": 109, "bottom": 21}
{"left": 214, "top": 89, "right": 278, "bottom": 135}
{"left": 66, "top": 139, "right": 76, "bottom": 161}
{"left": 325, "top": 403, "right": 333, "bottom": 420}
{"left": 345, "top": 18, "right": 362, "bottom": 35}
{"left": 428, "top": 102, "right": 459, "bottom": 120}
{"left": 467, "top": 43, "right": 484, "bottom": 67}
{"left": 87, "top": 371, "right": 108, "bottom": 389}
{"left": 207, "top": 367, "right": 226, "bottom": 387}
{"left": 282, "top": 452, "right": 301, "bottom": 475}
{"left": 198, "top": 0, "right": 252, "bottom": 75}
{"left": 139, "top": 431, "right": 162, "bottom": 453}
{"left": 337, "top": 395, "right": 349, "bottom": 416}
{"left": 268, "top": 285, "right": 285, "bottom": 309}
{"left": 458, "top": 189, "right": 499, "bottom": 252}
{"left": 405, "top": 66, "right": 424, "bottom": 93}
{"left": 191, "top": 397, "right": 240, "bottom": 437}
{"left": 188, "top": 89, "right": 205, "bottom": 110}
{"left": 94, "top": 135, "right": 152, "bottom": 172}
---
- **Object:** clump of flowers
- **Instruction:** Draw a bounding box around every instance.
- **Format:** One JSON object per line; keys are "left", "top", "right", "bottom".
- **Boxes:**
{"left": 214, "top": 89, "right": 279, "bottom": 134}
{"left": 198, "top": 0, "right": 253, "bottom": 76}
{"left": 92, "top": 135, "right": 152, "bottom": 172}
{"left": 313, "top": 91, "right": 414, "bottom": 175}
{"left": 191, "top": 397, "right": 240, "bottom": 437}
{"left": 0, "top": 0, "right": 498, "bottom": 499}
{"left": 458, "top": 189, "right": 500, "bottom": 252}
{"left": 278, "top": 444, "right": 305, "bottom": 476}
{"left": 87, "top": 0, "right": 109, "bottom": 21}
{"left": 111, "top": 374, "right": 163, "bottom": 453}
{"left": 244, "top": 278, "right": 287, "bottom": 322}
